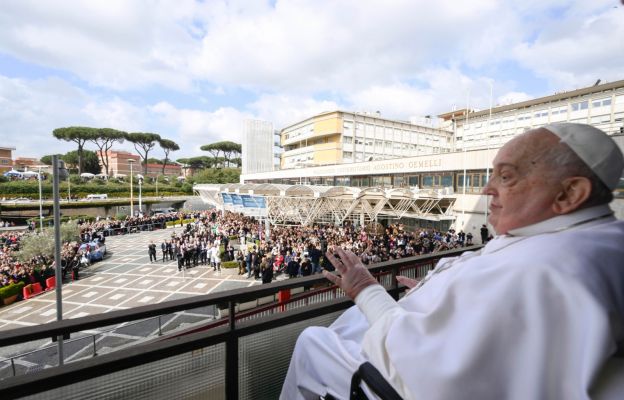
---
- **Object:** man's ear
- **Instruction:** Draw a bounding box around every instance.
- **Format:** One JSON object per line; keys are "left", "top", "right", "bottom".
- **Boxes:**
{"left": 552, "top": 176, "right": 592, "bottom": 214}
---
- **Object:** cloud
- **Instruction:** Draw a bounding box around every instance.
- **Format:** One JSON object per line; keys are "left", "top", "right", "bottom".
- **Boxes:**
{"left": 0, "top": 0, "right": 200, "bottom": 91}
{"left": 190, "top": 0, "right": 524, "bottom": 93}
{"left": 513, "top": 5, "right": 624, "bottom": 89}
{"left": 0, "top": 75, "right": 91, "bottom": 157}
{"left": 150, "top": 101, "right": 252, "bottom": 155}
{"left": 248, "top": 94, "right": 340, "bottom": 127}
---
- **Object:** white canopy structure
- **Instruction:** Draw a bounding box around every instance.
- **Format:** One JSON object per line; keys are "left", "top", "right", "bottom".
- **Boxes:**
{"left": 194, "top": 183, "right": 456, "bottom": 226}
{"left": 21, "top": 171, "right": 40, "bottom": 178}
{"left": 80, "top": 172, "right": 95, "bottom": 179}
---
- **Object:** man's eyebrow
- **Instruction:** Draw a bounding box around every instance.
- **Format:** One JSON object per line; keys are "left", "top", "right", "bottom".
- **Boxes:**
{"left": 492, "top": 162, "right": 518, "bottom": 170}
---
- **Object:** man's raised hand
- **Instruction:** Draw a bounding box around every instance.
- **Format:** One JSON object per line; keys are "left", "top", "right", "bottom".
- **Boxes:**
{"left": 323, "top": 247, "right": 378, "bottom": 300}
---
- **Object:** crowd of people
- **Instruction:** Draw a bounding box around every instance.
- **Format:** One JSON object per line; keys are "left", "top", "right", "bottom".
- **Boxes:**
{"left": 1, "top": 208, "right": 477, "bottom": 298}
{"left": 141, "top": 210, "right": 478, "bottom": 285}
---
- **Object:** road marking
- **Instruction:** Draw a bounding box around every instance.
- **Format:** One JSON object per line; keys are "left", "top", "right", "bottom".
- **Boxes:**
{"left": 10, "top": 306, "right": 32, "bottom": 314}
{"left": 194, "top": 283, "right": 207, "bottom": 289}
{"left": 140, "top": 267, "right": 151, "bottom": 272}
{"left": 166, "top": 281, "right": 178, "bottom": 287}
{"left": 139, "top": 279, "right": 153, "bottom": 285}
{"left": 71, "top": 312, "right": 90, "bottom": 319}
{"left": 114, "top": 278, "right": 127, "bottom": 284}
{"left": 139, "top": 296, "right": 154, "bottom": 303}
{"left": 110, "top": 294, "right": 125, "bottom": 300}
{"left": 91, "top": 277, "right": 104, "bottom": 281}
{"left": 82, "top": 291, "right": 98, "bottom": 298}
{"left": 40, "top": 309, "right": 57, "bottom": 317}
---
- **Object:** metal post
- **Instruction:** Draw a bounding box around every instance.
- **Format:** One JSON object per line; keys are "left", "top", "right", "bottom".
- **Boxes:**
{"left": 52, "top": 155, "right": 64, "bottom": 366}
{"left": 225, "top": 301, "right": 238, "bottom": 400}
{"left": 11, "top": 358, "right": 15, "bottom": 377}
{"left": 92, "top": 335, "right": 97, "bottom": 356}
{"left": 158, "top": 315, "right": 162, "bottom": 336}
{"left": 38, "top": 167, "right": 43, "bottom": 233}
{"left": 138, "top": 179, "right": 142, "bottom": 217}
{"left": 461, "top": 90, "right": 469, "bottom": 231}
{"left": 485, "top": 81, "right": 493, "bottom": 226}
{"left": 129, "top": 160, "right": 134, "bottom": 217}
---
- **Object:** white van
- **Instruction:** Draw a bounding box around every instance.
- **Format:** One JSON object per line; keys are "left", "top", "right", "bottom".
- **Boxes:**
{"left": 86, "top": 194, "right": 108, "bottom": 200}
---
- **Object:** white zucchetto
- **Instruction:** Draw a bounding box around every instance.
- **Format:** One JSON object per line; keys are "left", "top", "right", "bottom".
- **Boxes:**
{"left": 543, "top": 123, "right": 624, "bottom": 190}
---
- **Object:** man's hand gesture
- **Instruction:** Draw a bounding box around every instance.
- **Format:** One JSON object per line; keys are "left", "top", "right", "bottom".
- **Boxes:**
{"left": 323, "top": 247, "right": 378, "bottom": 300}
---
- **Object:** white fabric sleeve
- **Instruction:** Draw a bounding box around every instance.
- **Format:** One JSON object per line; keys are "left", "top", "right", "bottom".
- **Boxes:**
{"left": 354, "top": 284, "right": 400, "bottom": 326}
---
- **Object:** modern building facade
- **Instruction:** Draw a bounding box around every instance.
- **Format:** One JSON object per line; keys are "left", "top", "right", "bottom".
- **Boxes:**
{"left": 242, "top": 119, "right": 275, "bottom": 174}
{"left": 241, "top": 80, "right": 624, "bottom": 236}
{"left": 0, "top": 147, "right": 15, "bottom": 173}
{"left": 448, "top": 79, "right": 624, "bottom": 151}
{"left": 280, "top": 111, "right": 453, "bottom": 170}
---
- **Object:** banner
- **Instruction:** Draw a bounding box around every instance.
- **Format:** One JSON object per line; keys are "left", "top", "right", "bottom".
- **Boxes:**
{"left": 231, "top": 194, "right": 243, "bottom": 206}
{"left": 241, "top": 195, "right": 266, "bottom": 208}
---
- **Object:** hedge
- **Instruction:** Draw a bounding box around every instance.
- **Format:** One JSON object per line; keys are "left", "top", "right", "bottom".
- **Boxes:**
{"left": 221, "top": 261, "right": 238, "bottom": 269}
{"left": 165, "top": 218, "right": 195, "bottom": 227}
{"left": 26, "top": 215, "right": 95, "bottom": 228}
{"left": 0, "top": 282, "right": 25, "bottom": 300}
{"left": 0, "top": 180, "right": 192, "bottom": 198}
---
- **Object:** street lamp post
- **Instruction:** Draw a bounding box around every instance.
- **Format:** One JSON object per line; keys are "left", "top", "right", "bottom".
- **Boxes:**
{"left": 38, "top": 166, "right": 43, "bottom": 233}
{"left": 138, "top": 175, "right": 143, "bottom": 217}
{"left": 128, "top": 159, "right": 135, "bottom": 217}
{"left": 52, "top": 156, "right": 68, "bottom": 366}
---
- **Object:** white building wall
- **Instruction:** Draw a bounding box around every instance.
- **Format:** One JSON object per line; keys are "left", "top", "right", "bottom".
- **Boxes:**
{"left": 455, "top": 81, "right": 624, "bottom": 151}
{"left": 242, "top": 119, "right": 274, "bottom": 174}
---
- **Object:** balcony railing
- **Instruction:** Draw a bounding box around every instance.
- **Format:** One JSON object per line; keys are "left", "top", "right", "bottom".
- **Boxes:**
{"left": 0, "top": 246, "right": 480, "bottom": 399}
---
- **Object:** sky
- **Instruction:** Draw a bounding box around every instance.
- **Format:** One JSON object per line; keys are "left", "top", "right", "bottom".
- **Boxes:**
{"left": 1, "top": 0, "right": 623, "bottom": 162}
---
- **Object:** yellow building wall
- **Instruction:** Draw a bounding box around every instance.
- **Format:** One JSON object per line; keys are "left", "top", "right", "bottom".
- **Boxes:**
{"left": 313, "top": 114, "right": 342, "bottom": 136}
{"left": 313, "top": 149, "right": 341, "bottom": 164}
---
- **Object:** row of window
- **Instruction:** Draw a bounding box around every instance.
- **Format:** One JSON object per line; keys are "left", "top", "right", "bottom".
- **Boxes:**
{"left": 465, "top": 95, "right": 623, "bottom": 132}
{"left": 272, "top": 171, "right": 490, "bottom": 192}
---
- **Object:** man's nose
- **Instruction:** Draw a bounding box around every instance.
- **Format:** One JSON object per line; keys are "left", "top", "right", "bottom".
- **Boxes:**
{"left": 482, "top": 178, "right": 495, "bottom": 196}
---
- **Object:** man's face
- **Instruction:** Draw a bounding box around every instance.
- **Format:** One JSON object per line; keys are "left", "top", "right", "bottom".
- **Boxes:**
{"left": 482, "top": 130, "right": 562, "bottom": 234}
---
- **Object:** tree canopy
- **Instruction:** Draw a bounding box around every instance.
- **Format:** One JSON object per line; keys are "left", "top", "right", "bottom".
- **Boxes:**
{"left": 200, "top": 140, "right": 241, "bottom": 168}
{"left": 159, "top": 138, "right": 180, "bottom": 175}
{"left": 62, "top": 150, "right": 101, "bottom": 174}
{"left": 126, "top": 132, "right": 162, "bottom": 174}
{"left": 52, "top": 127, "right": 96, "bottom": 174}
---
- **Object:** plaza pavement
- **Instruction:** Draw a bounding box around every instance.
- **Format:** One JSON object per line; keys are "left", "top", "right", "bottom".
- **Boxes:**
{"left": 0, "top": 226, "right": 273, "bottom": 372}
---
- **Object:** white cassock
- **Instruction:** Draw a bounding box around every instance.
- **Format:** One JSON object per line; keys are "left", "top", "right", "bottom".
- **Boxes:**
{"left": 281, "top": 205, "right": 624, "bottom": 399}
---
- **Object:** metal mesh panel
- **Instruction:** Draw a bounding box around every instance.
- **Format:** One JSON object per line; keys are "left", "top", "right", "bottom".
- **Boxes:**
{"left": 20, "top": 343, "right": 226, "bottom": 400}
{"left": 238, "top": 311, "right": 343, "bottom": 400}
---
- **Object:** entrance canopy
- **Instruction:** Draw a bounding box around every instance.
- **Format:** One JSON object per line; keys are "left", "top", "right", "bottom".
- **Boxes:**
{"left": 194, "top": 183, "right": 456, "bottom": 226}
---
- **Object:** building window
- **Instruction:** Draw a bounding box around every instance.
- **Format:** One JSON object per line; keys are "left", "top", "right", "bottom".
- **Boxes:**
{"left": 571, "top": 101, "right": 589, "bottom": 111}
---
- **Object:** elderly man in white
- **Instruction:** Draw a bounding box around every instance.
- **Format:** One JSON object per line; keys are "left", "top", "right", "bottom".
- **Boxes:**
{"left": 280, "top": 123, "right": 624, "bottom": 400}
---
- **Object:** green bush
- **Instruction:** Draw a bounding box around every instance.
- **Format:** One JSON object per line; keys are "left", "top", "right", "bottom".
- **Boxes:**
{"left": 0, "top": 179, "right": 188, "bottom": 199}
{"left": 221, "top": 261, "right": 238, "bottom": 269}
{"left": 0, "top": 282, "right": 26, "bottom": 300}
{"left": 165, "top": 218, "right": 194, "bottom": 227}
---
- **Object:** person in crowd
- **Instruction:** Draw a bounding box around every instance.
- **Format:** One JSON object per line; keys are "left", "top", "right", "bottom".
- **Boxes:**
{"left": 261, "top": 256, "right": 273, "bottom": 284}
{"left": 148, "top": 241, "right": 157, "bottom": 262}
{"left": 281, "top": 123, "right": 624, "bottom": 399}
{"left": 300, "top": 255, "right": 313, "bottom": 277}
{"left": 480, "top": 224, "right": 489, "bottom": 244}
{"left": 161, "top": 241, "right": 167, "bottom": 262}
{"left": 287, "top": 254, "right": 301, "bottom": 278}
{"left": 236, "top": 250, "right": 246, "bottom": 275}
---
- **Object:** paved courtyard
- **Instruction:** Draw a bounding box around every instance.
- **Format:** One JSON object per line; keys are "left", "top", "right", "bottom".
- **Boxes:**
{"left": 0, "top": 227, "right": 273, "bottom": 374}
{"left": 0, "top": 226, "right": 264, "bottom": 332}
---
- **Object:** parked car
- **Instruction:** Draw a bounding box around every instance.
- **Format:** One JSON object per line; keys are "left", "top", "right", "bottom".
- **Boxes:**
{"left": 79, "top": 240, "right": 107, "bottom": 262}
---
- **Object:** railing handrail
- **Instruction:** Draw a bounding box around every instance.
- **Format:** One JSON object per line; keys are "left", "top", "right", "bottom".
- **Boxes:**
{"left": 0, "top": 246, "right": 480, "bottom": 348}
